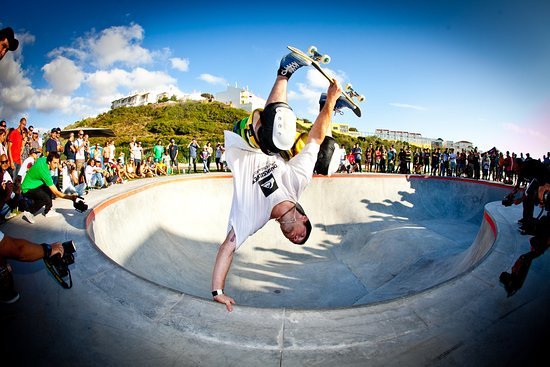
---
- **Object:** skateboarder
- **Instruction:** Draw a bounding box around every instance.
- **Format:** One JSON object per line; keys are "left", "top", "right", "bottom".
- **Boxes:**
{"left": 211, "top": 49, "right": 347, "bottom": 311}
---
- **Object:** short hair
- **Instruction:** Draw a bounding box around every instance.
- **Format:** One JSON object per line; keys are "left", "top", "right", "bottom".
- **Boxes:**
{"left": 47, "top": 152, "right": 60, "bottom": 162}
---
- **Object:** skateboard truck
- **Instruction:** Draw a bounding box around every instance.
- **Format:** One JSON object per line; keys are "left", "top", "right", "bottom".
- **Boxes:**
{"left": 308, "top": 46, "right": 331, "bottom": 64}
{"left": 288, "top": 45, "right": 364, "bottom": 117}
{"left": 345, "top": 83, "right": 366, "bottom": 103}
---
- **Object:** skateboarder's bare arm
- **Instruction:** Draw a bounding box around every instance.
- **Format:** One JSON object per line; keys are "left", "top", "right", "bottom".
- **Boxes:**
{"left": 307, "top": 79, "right": 342, "bottom": 145}
{"left": 211, "top": 228, "right": 237, "bottom": 311}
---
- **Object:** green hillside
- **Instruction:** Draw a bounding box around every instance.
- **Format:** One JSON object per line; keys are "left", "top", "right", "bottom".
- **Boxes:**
{"left": 67, "top": 101, "right": 250, "bottom": 148}
{"left": 67, "top": 100, "right": 401, "bottom": 160}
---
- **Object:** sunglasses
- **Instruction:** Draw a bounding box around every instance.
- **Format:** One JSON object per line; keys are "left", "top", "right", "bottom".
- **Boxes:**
{"left": 0, "top": 160, "right": 9, "bottom": 164}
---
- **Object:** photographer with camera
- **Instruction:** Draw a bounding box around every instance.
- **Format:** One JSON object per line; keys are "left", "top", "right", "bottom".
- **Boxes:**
{"left": 502, "top": 158, "right": 550, "bottom": 235}
{"left": 500, "top": 183, "right": 550, "bottom": 296}
{"left": 0, "top": 232, "right": 65, "bottom": 303}
{"left": 20, "top": 152, "right": 79, "bottom": 224}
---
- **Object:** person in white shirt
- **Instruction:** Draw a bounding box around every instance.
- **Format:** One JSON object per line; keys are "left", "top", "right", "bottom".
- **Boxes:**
{"left": 211, "top": 50, "right": 344, "bottom": 311}
{"left": 17, "top": 148, "right": 39, "bottom": 184}
{"left": 74, "top": 130, "right": 86, "bottom": 173}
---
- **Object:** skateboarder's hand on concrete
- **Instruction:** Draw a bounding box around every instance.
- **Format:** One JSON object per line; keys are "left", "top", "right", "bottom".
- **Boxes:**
{"left": 214, "top": 293, "right": 236, "bottom": 312}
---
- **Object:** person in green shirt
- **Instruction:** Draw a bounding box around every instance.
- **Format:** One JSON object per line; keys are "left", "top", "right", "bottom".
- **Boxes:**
{"left": 153, "top": 139, "right": 164, "bottom": 163}
{"left": 21, "top": 152, "right": 78, "bottom": 224}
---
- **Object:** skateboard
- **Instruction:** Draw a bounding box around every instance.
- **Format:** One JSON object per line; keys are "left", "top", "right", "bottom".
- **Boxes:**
{"left": 287, "top": 45, "right": 364, "bottom": 117}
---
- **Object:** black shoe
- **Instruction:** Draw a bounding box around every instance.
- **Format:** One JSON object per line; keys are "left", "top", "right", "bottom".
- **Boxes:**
{"left": 499, "top": 272, "right": 518, "bottom": 297}
{"left": 0, "top": 289, "right": 20, "bottom": 304}
{"left": 0, "top": 265, "right": 20, "bottom": 304}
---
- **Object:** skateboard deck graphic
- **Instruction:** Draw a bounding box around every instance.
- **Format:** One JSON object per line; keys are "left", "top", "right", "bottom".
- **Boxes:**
{"left": 288, "top": 45, "right": 364, "bottom": 117}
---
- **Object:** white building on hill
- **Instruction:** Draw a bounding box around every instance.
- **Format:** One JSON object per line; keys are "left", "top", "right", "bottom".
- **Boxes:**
{"left": 111, "top": 92, "right": 159, "bottom": 109}
{"left": 215, "top": 85, "right": 266, "bottom": 112}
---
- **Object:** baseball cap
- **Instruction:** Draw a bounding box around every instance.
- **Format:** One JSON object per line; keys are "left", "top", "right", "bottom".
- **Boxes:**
{"left": 0, "top": 27, "right": 19, "bottom": 51}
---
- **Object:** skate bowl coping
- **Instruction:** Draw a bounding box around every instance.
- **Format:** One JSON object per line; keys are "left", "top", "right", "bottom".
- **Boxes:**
{"left": 86, "top": 174, "right": 510, "bottom": 309}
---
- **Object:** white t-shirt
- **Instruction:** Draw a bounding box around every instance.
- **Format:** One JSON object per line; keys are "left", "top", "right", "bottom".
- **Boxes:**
{"left": 75, "top": 138, "right": 85, "bottom": 160}
{"left": 2, "top": 170, "right": 13, "bottom": 183}
{"left": 224, "top": 131, "right": 319, "bottom": 250}
{"left": 84, "top": 165, "right": 95, "bottom": 185}
{"left": 17, "top": 156, "right": 35, "bottom": 183}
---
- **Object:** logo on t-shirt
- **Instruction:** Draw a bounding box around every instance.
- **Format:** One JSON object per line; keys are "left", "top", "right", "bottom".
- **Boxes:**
{"left": 258, "top": 173, "right": 278, "bottom": 197}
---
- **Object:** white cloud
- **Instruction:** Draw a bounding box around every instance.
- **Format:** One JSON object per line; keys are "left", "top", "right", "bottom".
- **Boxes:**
{"left": 286, "top": 68, "right": 350, "bottom": 118}
{"left": 1, "top": 23, "right": 188, "bottom": 125}
{"left": 42, "top": 56, "right": 84, "bottom": 95}
{"left": 0, "top": 53, "right": 35, "bottom": 118}
{"left": 503, "top": 122, "right": 542, "bottom": 138}
{"left": 305, "top": 68, "right": 346, "bottom": 89}
{"left": 170, "top": 57, "right": 190, "bottom": 72}
{"left": 88, "top": 24, "right": 152, "bottom": 68}
{"left": 389, "top": 103, "right": 427, "bottom": 111}
{"left": 199, "top": 73, "right": 226, "bottom": 85}
{"left": 34, "top": 89, "right": 72, "bottom": 112}
{"left": 50, "top": 24, "right": 153, "bottom": 68}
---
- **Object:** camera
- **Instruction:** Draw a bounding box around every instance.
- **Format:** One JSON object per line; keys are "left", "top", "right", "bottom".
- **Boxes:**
{"left": 49, "top": 240, "right": 76, "bottom": 277}
{"left": 502, "top": 196, "right": 514, "bottom": 207}
{"left": 44, "top": 240, "right": 76, "bottom": 289}
{"left": 73, "top": 196, "right": 88, "bottom": 212}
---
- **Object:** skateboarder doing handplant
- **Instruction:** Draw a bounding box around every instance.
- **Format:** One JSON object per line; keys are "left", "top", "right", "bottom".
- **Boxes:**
{"left": 211, "top": 49, "right": 349, "bottom": 311}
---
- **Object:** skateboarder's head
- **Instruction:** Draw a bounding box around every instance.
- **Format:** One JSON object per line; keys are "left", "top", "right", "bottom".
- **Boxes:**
{"left": 257, "top": 102, "right": 296, "bottom": 155}
{"left": 0, "top": 27, "right": 19, "bottom": 61}
{"left": 277, "top": 202, "right": 312, "bottom": 245}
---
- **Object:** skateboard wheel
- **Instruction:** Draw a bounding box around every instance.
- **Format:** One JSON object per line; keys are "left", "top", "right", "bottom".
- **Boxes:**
{"left": 358, "top": 95, "right": 366, "bottom": 102}
{"left": 308, "top": 45, "right": 317, "bottom": 55}
{"left": 321, "top": 54, "right": 331, "bottom": 64}
{"left": 345, "top": 83, "right": 353, "bottom": 91}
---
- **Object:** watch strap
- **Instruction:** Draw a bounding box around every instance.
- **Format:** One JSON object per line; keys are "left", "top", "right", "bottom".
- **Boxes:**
{"left": 212, "top": 289, "right": 224, "bottom": 297}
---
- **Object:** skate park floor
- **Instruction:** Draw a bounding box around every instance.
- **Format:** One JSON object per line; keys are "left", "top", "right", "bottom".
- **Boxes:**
{"left": 1, "top": 173, "right": 549, "bottom": 366}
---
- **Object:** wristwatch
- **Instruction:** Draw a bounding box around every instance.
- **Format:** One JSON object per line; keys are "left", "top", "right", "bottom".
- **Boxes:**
{"left": 41, "top": 243, "right": 52, "bottom": 258}
{"left": 212, "top": 289, "right": 224, "bottom": 297}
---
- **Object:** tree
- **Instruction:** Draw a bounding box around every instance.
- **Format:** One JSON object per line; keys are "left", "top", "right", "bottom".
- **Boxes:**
{"left": 201, "top": 93, "right": 214, "bottom": 102}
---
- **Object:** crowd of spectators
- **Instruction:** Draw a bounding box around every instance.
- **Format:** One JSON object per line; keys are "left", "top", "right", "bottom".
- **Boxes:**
{"left": 1, "top": 114, "right": 547, "bottom": 225}
{"left": 336, "top": 142, "right": 550, "bottom": 186}
{"left": 0, "top": 122, "right": 230, "bottom": 224}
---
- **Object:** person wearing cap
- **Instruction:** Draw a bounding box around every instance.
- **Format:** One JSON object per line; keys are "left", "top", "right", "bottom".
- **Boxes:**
{"left": 0, "top": 27, "right": 19, "bottom": 61}
{"left": 211, "top": 49, "right": 345, "bottom": 311}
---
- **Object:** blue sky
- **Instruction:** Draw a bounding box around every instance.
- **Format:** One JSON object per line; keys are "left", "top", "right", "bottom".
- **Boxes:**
{"left": 1, "top": 0, "right": 549, "bottom": 158}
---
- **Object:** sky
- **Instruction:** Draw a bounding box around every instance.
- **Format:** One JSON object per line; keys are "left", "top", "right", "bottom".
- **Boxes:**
{"left": 1, "top": 0, "right": 549, "bottom": 159}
